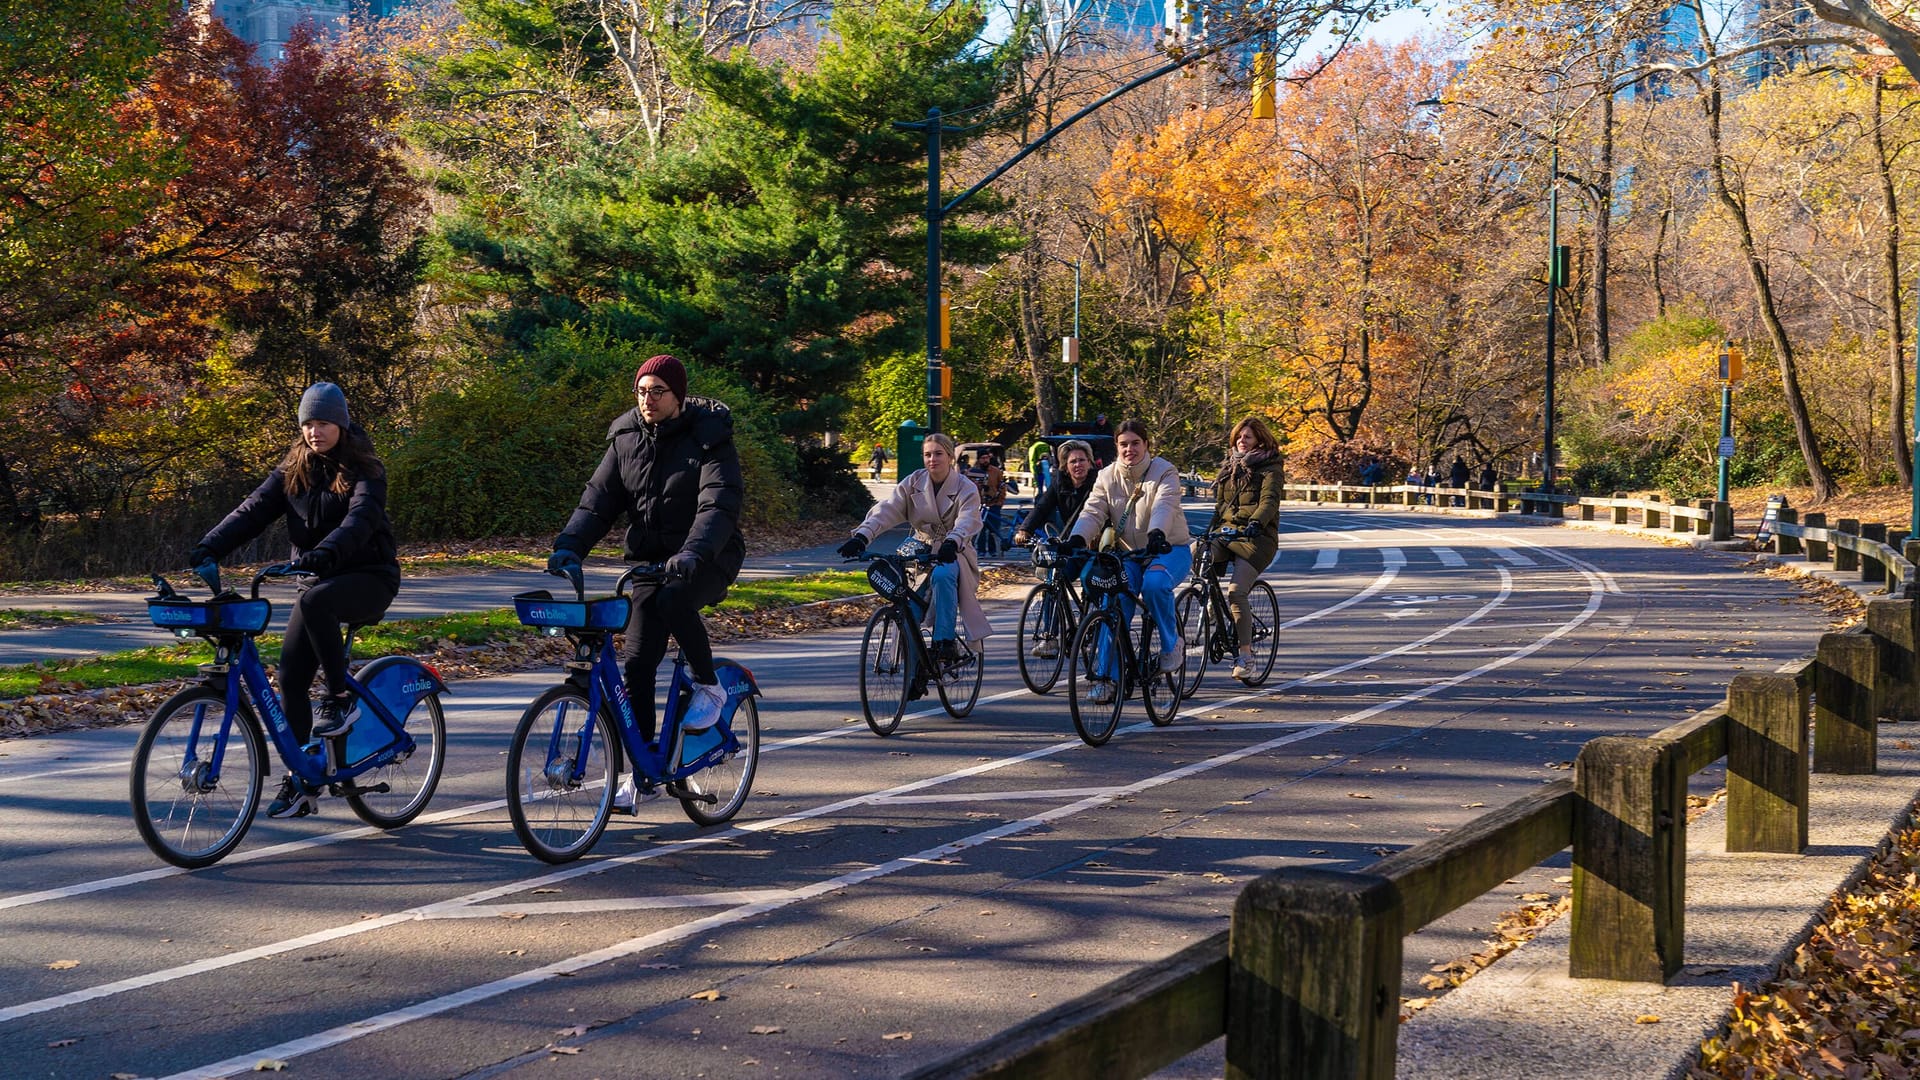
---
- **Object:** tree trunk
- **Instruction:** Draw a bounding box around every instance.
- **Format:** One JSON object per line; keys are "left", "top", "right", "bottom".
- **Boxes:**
{"left": 1704, "top": 71, "right": 1839, "bottom": 502}
{"left": 1651, "top": 206, "right": 1670, "bottom": 319}
{"left": 1875, "top": 72, "right": 1913, "bottom": 486}
{"left": 1017, "top": 259, "right": 1060, "bottom": 436}
{"left": 1590, "top": 89, "right": 1614, "bottom": 368}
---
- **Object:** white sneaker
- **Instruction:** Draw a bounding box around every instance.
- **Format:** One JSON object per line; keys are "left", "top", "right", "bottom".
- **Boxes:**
{"left": 611, "top": 773, "right": 660, "bottom": 812}
{"left": 1032, "top": 640, "right": 1059, "bottom": 660}
{"left": 1232, "top": 653, "right": 1254, "bottom": 680}
{"left": 1087, "top": 682, "right": 1116, "bottom": 706}
{"left": 681, "top": 679, "right": 729, "bottom": 733}
{"left": 1158, "top": 637, "right": 1185, "bottom": 674}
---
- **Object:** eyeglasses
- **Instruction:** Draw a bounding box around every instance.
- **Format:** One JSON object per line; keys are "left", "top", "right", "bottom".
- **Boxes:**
{"left": 637, "top": 386, "right": 674, "bottom": 401}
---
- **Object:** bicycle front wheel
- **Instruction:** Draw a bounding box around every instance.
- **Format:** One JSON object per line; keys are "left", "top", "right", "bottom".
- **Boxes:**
{"left": 938, "top": 638, "right": 984, "bottom": 718}
{"left": 679, "top": 697, "right": 759, "bottom": 826}
{"left": 130, "top": 687, "right": 264, "bottom": 869}
{"left": 346, "top": 694, "right": 447, "bottom": 829}
{"left": 859, "top": 607, "right": 914, "bottom": 736}
{"left": 1142, "top": 615, "right": 1185, "bottom": 727}
{"left": 506, "top": 686, "right": 618, "bottom": 864}
{"left": 1173, "top": 584, "right": 1209, "bottom": 699}
{"left": 1067, "top": 609, "right": 1125, "bottom": 746}
{"left": 1016, "top": 585, "right": 1070, "bottom": 695}
{"left": 1242, "top": 580, "right": 1282, "bottom": 685}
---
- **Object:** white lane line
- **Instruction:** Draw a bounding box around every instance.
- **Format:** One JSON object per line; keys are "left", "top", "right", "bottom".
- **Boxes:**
{"left": 874, "top": 786, "right": 1124, "bottom": 805}
{"left": 1275, "top": 549, "right": 1403, "bottom": 631}
{"left": 162, "top": 557, "right": 1610, "bottom": 1079}
{"left": 1433, "top": 547, "right": 1466, "bottom": 568}
{"left": 428, "top": 890, "right": 795, "bottom": 918}
{"left": 1312, "top": 548, "right": 1339, "bottom": 569}
{"left": 1489, "top": 548, "right": 1538, "bottom": 567}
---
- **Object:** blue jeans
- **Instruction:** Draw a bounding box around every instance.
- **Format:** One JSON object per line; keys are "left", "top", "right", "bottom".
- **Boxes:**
{"left": 1091, "top": 546, "right": 1191, "bottom": 678}
{"left": 929, "top": 561, "right": 960, "bottom": 642}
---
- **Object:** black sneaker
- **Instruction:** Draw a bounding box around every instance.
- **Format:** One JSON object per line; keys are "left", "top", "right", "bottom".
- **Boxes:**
{"left": 267, "top": 775, "right": 318, "bottom": 819}
{"left": 311, "top": 696, "right": 355, "bottom": 738}
{"left": 930, "top": 639, "right": 959, "bottom": 669}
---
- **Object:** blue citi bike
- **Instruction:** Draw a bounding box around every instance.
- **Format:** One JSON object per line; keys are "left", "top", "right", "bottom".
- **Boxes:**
{"left": 505, "top": 564, "right": 762, "bottom": 863}
{"left": 130, "top": 566, "right": 450, "bottom": 868}
{"left": 1065, "top": 545, "right": 1187, "bottom": 746}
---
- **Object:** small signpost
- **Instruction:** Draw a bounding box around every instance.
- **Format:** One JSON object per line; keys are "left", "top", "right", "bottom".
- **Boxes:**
{"left": 1755, "top": 493, "right": 1786, "bottom": 546}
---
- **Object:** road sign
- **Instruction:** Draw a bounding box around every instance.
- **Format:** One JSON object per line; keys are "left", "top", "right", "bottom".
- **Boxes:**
{"left": 1718, "top": 436, "right": 1735, "bottom": 459}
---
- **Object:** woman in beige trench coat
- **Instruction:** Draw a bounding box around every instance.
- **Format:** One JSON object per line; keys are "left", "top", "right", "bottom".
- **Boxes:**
{"left": 838, "top": 433, "right": 995, "bottom": 664}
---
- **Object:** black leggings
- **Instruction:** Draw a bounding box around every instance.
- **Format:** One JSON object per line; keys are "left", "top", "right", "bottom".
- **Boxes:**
{"left": 279, "top": 571, "right": 398, "bottom": 742}
{"left": 620, "top": 577, "right": 722, "bottom": 742}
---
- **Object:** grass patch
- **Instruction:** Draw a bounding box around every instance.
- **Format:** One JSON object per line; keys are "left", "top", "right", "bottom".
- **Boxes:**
{"left": 0, "top": 609, "right": 111, "bottom": 630}
{"left": 0, "top": 643, "right": 207, "bottom": 697}
{"left": 717, "top": 571, "right": 868, "bottom": 612}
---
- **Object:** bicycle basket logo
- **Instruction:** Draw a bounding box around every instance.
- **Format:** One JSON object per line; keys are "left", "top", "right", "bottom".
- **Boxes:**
{"left": 401, "top": 678, "right": 434, "bottom": 695}
{"left": 1087, "top": 559, "right": 1121, "bottom": 592}
{"left": 867, "top": 561, "right": 907, "bottom": 600}
{"left": 528, "top": 605, "right": 568, "bottom": 622}
{"left": 151, "top": 606, "right": 194, "bottom": 625}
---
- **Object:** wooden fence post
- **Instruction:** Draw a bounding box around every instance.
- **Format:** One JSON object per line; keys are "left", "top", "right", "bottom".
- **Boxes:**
{"left": 1774, "top": 507, "right": 1801, "bottom": 555}
{"left": 1814, "top": 633, "right": 1878, "bottom": 775}
{"left": 1226, "top": 869, "right": 1401, "bottom": 1080}
{"left": 1868, "top": 596, "right": 1920, "bottom": 723}
{"left": 1726, "top": 673, "right": 1809, "bottom": 853}
{"left": 1571, "top": 737, "right": 1684, "bottom": 982}
{"left": 1862, "top": 522, "right": 1888, "bottom": 584}
{"left": 1613, "top": 493, "right": 1629, "bottom": 525}
{"left": 1695, "top": 499, "right": 1714, "bottom": 536}
{"left": 1644, "top": 494, "right": 1663, "bottom": 530}
{"left": 1495, "top": 488, "right": 1510, "bottom": 513}
{"left": 1581, "top": 499, "right": 1596, "bottom": 521}
{"left": 1804, "top": 512, "right": 1828, "bottom": 563}
{"left": 1712, "top": 500, "right": 1733, "bottom": 542}
{"left": 1672, "top": 501, "right": 1691, "bottom": 534}
{"left": 1835, "top": 519, "right": 1860, "bottom": 572}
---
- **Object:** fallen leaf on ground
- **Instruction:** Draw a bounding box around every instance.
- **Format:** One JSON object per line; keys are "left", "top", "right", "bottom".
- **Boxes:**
{"left": 883, "top": 1031, "right": 913, "bottom": 1041}
{"left": 47, "top": 1038, "right": 79, "bottom": 1048}
{"left": 549, "top": 1046, "right": 581, "bottom": 1055}
{"left": 1635, "top": 1015, "right": 1661, "bottom": 1025}
{"left": 751, "top": 1025, "right": 785, "bottom": 1035}
{"left": 690, "top": 989, "right": 724, "bottom": 1001}
{"left": 45, "top": 960, "right": 78, "bottom": 970}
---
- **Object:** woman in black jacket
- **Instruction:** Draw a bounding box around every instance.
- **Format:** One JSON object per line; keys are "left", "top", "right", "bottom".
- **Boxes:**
{"left": 548, "top": 355, "right": 746, "bottom": 810}
{"left": 190, "top": 382, "right": 400, "bottom": 819}
{"left": 1012, "top": 439, "right": 1096, "bottom": 548}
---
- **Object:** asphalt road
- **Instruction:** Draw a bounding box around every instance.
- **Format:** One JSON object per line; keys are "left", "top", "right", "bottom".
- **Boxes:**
{"left": 0, "top": 508, "right": 1836, "bottom": 1079}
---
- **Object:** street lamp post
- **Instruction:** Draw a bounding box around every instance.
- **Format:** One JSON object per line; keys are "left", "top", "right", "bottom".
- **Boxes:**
{"left": 1036, "top": 245, "right": 1088, "bottom": 422}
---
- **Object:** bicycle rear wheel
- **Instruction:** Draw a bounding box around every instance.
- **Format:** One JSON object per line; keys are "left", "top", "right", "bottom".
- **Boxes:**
{"left": 1016, "top": 585, "right": 1070, "bottom": 695}
{"left": 679, "top": 697, "right": 759, "bottom": 826}
{"left": 346, "top": 694, "right": 447, "bottom": 829}
{"left": 1173, "top": 584, "right": 1209, "bottom": 698}
{"left": 859, "top": 607, "right": 914, "bottom": 736}
{"left": 1142, "top": 616, "right": 1185, "bottom": 727}
{"left": 506, "top": 686, "right": 617, "bottom": 864}
{"left": 1067, "top": 609, "right": 1125, "bottom": 746}
{"left": 1242, "top": 580, "right": 1282, "bottom": 685}
{"left": 938, "top": 638, "right": 984, "bottom": 718}
{"left": 131, "top": 687, "right": 265, "bottom": 869}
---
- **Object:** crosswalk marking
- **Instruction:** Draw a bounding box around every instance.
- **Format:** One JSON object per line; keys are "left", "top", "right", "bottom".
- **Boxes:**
{"left": 1432, "top": 547, "right": 1466, "bottom": 568}
{"left": 1489, "top": 547, "right": 1538, "bottom": 567}
{"left": 1313, "top": 548, "right": 1338, "bottom": 569}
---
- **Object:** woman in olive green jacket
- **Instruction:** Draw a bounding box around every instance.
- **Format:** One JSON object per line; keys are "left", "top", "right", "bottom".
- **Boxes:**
{"left": 1203, "top": 416, "right": 1284, "bottom": 680}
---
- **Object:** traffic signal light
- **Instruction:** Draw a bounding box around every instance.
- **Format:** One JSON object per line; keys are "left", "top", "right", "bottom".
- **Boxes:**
{"left": 1718, "top": 340, "right": 1743, "bottom": 384}
{"left": 939, "top": 364, "right": 952, "bottom": 400}
{"left": 1251, "top": 52, "right": 1275, "bottom": 120}
{"left": 939, "top": 296, "right": 951, "bottom": 350}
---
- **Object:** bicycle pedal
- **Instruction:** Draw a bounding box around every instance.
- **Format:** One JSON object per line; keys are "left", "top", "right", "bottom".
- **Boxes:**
{"left": 335, "top": 780, "right": 391, "bottom": 798}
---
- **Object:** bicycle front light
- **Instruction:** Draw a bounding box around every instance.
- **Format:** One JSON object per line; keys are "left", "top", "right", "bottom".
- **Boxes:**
{"left": 542, "top": 626, "right": 563, "bottom": 638}
{"left": 171, "top": 628, "right": 195, "bottom": 640}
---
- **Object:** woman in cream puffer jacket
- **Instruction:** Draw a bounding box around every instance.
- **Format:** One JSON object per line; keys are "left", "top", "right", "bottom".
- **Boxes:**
{"left": 1067, "top": 420, "right": 1192, "bottom": 696}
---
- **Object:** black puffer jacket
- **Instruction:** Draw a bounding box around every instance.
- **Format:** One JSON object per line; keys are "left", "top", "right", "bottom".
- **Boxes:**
{"left": 1018, "top": 472, "right": 1094, "bottom": 539}
{"left": 199, "top": 428, "right": 399, "bottom": 586}
{"left": 556, "top": 397, "right": 746, "bottom": 582}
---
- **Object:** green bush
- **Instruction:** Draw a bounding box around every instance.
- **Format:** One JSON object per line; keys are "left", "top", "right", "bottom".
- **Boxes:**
{"left": 387, "top": 327, "right": 801, "bottom": 540}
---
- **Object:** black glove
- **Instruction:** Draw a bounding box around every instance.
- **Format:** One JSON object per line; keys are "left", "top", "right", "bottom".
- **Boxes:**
{"left": 187, "top": 544, "right": 215, "bottom": 570}
{"left": 837, "top": 535, "right": 868, "bottom": 560}
{"left": 665, "top": 550, "right": 699, "bottom": 581}
{"left": 1146, "top": 529, "right": 1171, "bottom": 556}
{"left": 1062, "top": 534, "right": 1088, "bottom": 553}
{"left": 937, "top": 539, "right": 960, "bottom": 564}
{"left": 290, "top": 548, "right": 335, "bottom": 576}
{"left": 1240, "top": 520, "right": 1263, "bottom": 540}
{"left": 547, "top": 549, "right": 582, "bottom": 575}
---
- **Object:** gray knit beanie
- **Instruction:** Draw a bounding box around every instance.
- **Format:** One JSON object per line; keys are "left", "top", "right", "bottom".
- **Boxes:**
{"left": 298, "top": 382, "right": 351, "bottom": 429}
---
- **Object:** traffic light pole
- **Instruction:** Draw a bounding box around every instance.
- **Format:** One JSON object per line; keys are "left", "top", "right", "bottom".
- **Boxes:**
{"left": 894, "top": 35, "right": 1245, "bottom": 435}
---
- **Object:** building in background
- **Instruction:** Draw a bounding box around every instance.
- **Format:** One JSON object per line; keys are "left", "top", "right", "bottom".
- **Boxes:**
{"left": 1745, "top": 0, "right": 1821, "bottom": 81}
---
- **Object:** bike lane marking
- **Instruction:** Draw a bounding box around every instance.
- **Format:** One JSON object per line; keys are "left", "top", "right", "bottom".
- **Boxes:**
{"left": 157, "top": 561, "right": 1609, "bottom": 1078}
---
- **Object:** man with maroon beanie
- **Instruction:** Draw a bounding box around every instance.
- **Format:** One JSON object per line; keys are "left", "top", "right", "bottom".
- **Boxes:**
{"left": 548, "top": 354, "right": 746, "bottom": 810}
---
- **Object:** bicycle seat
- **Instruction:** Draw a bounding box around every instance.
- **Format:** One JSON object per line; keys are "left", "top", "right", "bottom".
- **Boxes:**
{"left": 345, "top": 618, "right": 382, "bottom": 634}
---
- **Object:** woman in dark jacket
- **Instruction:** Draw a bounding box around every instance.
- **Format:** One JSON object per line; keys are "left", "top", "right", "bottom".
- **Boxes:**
{"left": 189, "top": 382, "right": 399, "bottom": 818}
{"left": 548, "top": 355, "right": 746, "bottom": 809}
{"left": 1013, "top": 439, "right": 1096, "bottom": 547}
{"left": 1202, "top": 416, "right": 1284, "bottom": 681}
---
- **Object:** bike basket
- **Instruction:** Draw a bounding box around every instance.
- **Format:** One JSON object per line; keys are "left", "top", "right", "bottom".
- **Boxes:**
{"left": 147, "top": 597, "right": 271, "bottom": 633}
{"left": 513, "top": 590, "right": 630, "bottom": 630}
{"left": 1032, "top": 546, "right": 1061, "bottom": 569}
{"left": 1085, "top": 554, "right": 1124, "bottom": 593}
{"left": 867, "top": 559, "right": 912, "bottom": 602}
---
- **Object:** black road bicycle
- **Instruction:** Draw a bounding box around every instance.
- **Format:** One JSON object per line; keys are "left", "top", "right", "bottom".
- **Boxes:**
{"left": 851, "top": 540, "right": 985, "bottom": 736}
{"left": 1066, "top": 547, "right": 1185, "bottom": 746}
{"left": 1173, "top": 527, "right": 1281, "bottom": 696}
{"left": 1015, "top": 533, "right": 1087, "bottom": 695}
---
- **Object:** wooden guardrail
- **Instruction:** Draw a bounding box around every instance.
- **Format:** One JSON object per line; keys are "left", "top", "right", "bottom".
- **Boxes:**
{"left": 911, "top": 560, "right": 1920, "bottom": 1080}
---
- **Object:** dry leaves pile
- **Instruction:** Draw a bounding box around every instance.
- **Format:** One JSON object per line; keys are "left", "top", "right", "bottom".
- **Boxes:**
{"left": 0, "top": 564, "right": 1036, "bottom": 739}
{"left": 1691, "top": 825, "right": 1920, "bottom": 1079}
{"left": 1402, "top": 891, "right": 1572, "bottom": 1019}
